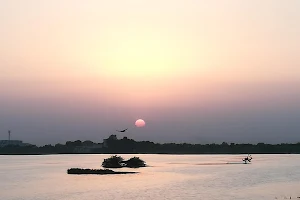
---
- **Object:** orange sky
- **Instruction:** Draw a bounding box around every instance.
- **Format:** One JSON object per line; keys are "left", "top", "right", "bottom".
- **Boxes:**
{"left": 0, "top": 0, "right": 300, "bottom": 144}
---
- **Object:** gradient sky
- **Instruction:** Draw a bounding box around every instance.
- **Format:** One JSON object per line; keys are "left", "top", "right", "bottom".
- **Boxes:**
{"left": 0, "top": 0, "right": 300, "bottom": 145}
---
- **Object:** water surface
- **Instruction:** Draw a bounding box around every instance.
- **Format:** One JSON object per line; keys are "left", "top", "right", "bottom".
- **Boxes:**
{"left": 0, "top": 154, "right": 299, "bottom": 200}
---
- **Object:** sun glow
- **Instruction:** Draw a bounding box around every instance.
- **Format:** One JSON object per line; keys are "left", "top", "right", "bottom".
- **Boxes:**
{"left": 77, "top": 27, "right": 206, "bottom": 108}
{"left": 94, "top": 28, "right": 185, "bottom": 79}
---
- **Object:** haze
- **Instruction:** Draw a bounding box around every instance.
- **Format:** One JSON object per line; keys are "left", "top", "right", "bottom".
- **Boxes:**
{"left": 0, "top": 0, "right": 300, "bottom": 145}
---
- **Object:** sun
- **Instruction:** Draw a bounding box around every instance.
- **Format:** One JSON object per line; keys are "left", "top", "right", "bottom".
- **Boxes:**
{"left": 135, "top": 119, "right": 146, "bottom": 127}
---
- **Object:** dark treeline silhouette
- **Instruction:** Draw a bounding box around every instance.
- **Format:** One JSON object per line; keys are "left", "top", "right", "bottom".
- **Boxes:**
{"left": 1, "top": 136, "right": 300, "bottom": 154}
{"left": 67, "top": 168, "right": 137, "bottom": 175}
{"left": 102, "top": 155, "right": 146, "bottom": 168}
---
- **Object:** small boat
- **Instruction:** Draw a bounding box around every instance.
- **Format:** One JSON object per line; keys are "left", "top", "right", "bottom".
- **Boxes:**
{"left": 242, "top": 154, "right": 252, "bottom": 164}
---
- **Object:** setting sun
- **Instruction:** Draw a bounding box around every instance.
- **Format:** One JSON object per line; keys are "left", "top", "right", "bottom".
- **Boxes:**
{"left": 135, "top": 119, "right": 146, "bottom": 127}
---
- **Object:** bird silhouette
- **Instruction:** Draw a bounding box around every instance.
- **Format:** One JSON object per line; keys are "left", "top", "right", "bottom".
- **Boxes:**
{"left": 116, "top": 128, "right": 128, "bottom": 133}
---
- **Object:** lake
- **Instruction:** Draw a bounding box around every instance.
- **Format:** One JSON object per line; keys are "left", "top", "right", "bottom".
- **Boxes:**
{"left": 0, "top": 154, "right": 299, "bottom": 200}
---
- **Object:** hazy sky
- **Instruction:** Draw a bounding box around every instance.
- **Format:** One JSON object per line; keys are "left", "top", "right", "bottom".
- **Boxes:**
{"left": 0, "top": 0, "right": 300, "bottom": 145}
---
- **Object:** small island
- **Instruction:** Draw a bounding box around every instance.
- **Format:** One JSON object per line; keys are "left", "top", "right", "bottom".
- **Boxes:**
{"left": 102, "top": 155, "right": 146, "bottom": 168}
{"left": 67, "top": 155, "right": 146, "bottom": 175}
{"left": 67, "top": 168, "right": 137, "bottom": 175}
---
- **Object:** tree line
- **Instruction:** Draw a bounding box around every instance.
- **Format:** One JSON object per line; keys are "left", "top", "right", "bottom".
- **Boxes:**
{"left": 1, "top": 136, "right": 300, "bottom": 154}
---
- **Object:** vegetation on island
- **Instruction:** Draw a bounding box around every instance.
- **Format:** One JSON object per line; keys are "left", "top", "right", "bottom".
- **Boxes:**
{"left": 67, "top": 155, "right": 145, "bottom": 175}
{"left": 1, "top": 135, "right": 300, "bottom": 154}
{"left": 125, "top": 156, "right": 147, "bottom": 168}
{"left": 102, "top": 155, "right": 146, "bottom": 168}
{"left": 102, "top": 155, "right": 124, "bottom": 168}
{"left": 67, "top": 168, "right": 137, "bottom": 175}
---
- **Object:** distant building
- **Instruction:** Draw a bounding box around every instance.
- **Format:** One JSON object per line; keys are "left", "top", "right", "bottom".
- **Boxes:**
{"left": 0, "top": 140, "right": 30, "bottom": 147}
{"left": 0, "top": 130, "right": 31, "bottom": 147}
{"left": 73, "top": 135, "right": 119, "bottom": 153}
{"left": 103, "top": 134, "right": 117, "bottom": 148}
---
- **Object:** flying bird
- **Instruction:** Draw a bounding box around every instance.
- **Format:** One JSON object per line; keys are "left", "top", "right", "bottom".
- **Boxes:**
{"left": 116, "top": 128, "right": 128, "bottom": 133}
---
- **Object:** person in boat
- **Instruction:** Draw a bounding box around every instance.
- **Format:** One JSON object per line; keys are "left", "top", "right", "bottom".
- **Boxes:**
{"left": 242, "top": 154, "right": 252, "bottom": 163}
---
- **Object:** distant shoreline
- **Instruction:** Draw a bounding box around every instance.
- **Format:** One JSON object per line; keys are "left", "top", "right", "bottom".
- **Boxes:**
{"left": 1, "top": 135, "right": 300, "bottom": 155}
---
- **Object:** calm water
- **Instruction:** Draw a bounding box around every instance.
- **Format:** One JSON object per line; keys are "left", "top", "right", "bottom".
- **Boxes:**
{"left": 0, "top": 154, "right": 299, "bottom": 200}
